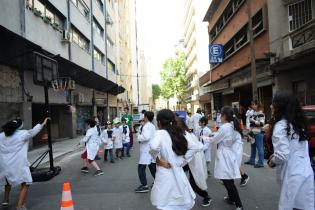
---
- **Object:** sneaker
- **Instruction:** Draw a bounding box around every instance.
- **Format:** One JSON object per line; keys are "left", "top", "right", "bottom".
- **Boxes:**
{"left": 110, "top": 160, "right": 115, "bottom": 163}
{"left": 224, "top": 196, "right": 235, "bottom": 205}
{"left": 81, "top": 166, "right": 89, "bottom": 173}
{"left": 135, "top": 185, "right": 150, "bottom": 193}
{"left": 2, "top": 202, "right": 9, "bottom": 207}
{"left": 254, "top": 164, "right": 264, "bottom": 168}
{"left": 94, "top": 170, "right": 104, "bottom": 176}
{"left": 244, "top": 161, "right": 255, "bottom": 165}
{"left": 201, "top": 197, "right": 212, "bottom": 207}
{"left": 235, "top": 207, "right": 244, "bottom": 210}
{"left": 240, "top": 174, "right": 250, "bottom": 187}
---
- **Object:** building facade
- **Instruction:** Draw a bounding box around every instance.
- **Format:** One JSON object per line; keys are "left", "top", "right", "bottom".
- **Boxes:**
{"left": 183, "top": 0, "right": 210, "bottom": 114}
{"left": 201, "top": 0, "right": 273, "bottom": 118}
{"left": 0, "top": 0, "right": 132, "bottom": 148}
{"left": 268, "top": 0, "right": 315, "bottom": 105}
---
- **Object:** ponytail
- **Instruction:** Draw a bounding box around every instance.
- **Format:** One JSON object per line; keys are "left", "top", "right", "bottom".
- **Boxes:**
{"left": 2, "top": 119, "right": 23, "bottom": 137}
{"left": 222, "top": 106, "right": 243, "bottom": 137}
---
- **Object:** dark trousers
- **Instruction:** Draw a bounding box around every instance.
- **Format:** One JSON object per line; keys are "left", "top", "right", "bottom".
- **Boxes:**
{"left": 115, "top": 148, "right": 122, "bottom": 158}
{"left": 129, "top": 128, "right": 133, "bottom": 147}
{"left": 222, "top": 179, "right": 243, "bottom": 208}
{"left": 138, "top": 163, "right": 156, "bottom": 186}
{"left": 188, "top": 168, "right": 210, "bottom": 199}
{"left": 122, "top": 143, "right": 131, "bottom": 157}
{"left": 104, "top": 149, "right": 114, "bottom": 161}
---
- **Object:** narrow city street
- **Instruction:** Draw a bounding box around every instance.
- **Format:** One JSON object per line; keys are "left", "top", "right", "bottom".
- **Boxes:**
{"left": 1, "top": 141, "right": 279, "bottom": 210}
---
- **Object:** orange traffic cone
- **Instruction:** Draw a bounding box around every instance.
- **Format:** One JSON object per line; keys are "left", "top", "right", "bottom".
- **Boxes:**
{"left": 61, "top": 182, "right": 74, "bottom": 210}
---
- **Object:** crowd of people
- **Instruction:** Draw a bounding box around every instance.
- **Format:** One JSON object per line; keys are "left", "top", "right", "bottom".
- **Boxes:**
{"left": 0, "top": 92, "right": 314, "bottom": 210}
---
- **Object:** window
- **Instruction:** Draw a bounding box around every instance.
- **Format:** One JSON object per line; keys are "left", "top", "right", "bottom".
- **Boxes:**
{"left": 71, "top": 0, "right": 89, "bottom": 18}
{"left": 224, "top": 39, "right": 235, "bottom": 58}
{"left": 71, "top": 27, "right": 89, "bottom": 52}
{"left": 93, "top": 18, "right": 104, "bottom": 37}
{"left": 235, "top": 25, "right": 248, "bottom": 48}
{"left": 252, "top": 9, "right": 264, "bottom": 36}
{"left": 93, "top": 48, "right": 103, "bottom": 61}
{"left": 94, "top": 0, "right": 104, "bottom": 13}
{"left": 107, "top": 59, "right": 115, "bottom": 73}
{"left": 106, "top": 38, "right": 114, "bottom": 48}
{"left": 293, "top": 81, "right": 307, "bottom": 105}
{"left": 288, "top": 0, "right": 313, "bottom": 32}
{"left": 34, "top": 0, "right": 45, "bottom": 15}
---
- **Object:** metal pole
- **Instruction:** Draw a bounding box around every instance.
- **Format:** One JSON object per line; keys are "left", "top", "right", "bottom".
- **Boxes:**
{"left": 134, "top": 0, "right": 140, "bottom": 106}
{"left": 247, "top": 0, "right": 258, "bottom": 100}
{"left": 44, "top": 85, "right": 54, "bottom": 170}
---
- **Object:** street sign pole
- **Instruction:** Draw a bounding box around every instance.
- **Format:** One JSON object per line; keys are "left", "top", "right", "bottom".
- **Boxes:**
{"left": 247, "top": 0, "right": 258, "bottom": 101}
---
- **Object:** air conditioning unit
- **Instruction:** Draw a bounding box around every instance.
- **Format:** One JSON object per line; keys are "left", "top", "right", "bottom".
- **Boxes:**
{"left": 105, "top": 16, "right": 113, "bottom": 25}
{"left": 61, "top": 30, "right": 70, "bottom": 43}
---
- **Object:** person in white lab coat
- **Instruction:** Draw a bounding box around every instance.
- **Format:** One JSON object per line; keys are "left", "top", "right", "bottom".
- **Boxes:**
{"left": 191, "top": 108, "right": 203, "bottom": 137}
{"left": 0, "top": 117, "right": 49, "bottom": 210}
{"left": 135, "top": 111, "right": 156, "bottom": 193}
{"left": 121, "top": 118, "right": 131, "bottom": 157}
{"left": 207, "top": 106, "right": 244, "bottom": 210}
{"left": 186, "top": 112, "right": 193, "bottom": 132}
{"left": 267, "top": 92, "right": 314, "bottom": 210}
{"left": 80, "top": 119, "right": 103, "bottom": 176}
{"left": 150, "top": 109, "right": 196, "bottom": 210}
{"left": 175, "top": 116, "right": 212, "bottom": 207}
{"left": 198, "top": 116, "right": 212, "bottom": 177}
{"left": 102, "top": 121, "right": 115, "bottom": 163}
{"left": 113, "top": 117, "right": 123, "bottom": 159}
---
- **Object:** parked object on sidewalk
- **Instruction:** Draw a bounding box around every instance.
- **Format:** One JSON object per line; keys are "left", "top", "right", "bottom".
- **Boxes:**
{"left": 60, "top": 182, "right": 74, "bottom": 210}
{"left": 0, "top": 118, "right": 49, "bottom": 209}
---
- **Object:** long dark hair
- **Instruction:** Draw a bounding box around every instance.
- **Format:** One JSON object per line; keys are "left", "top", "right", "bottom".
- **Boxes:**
{"left": 157, "top": 109, "right": 188, "bottom": 156}
{"left": 175, "top": 116, "right": 190, "bottom": 133}
{"left": 272, "top": 92, "right": 308, "bottom": 141}
{"left": 221, "top": 106, "right": 243, "bottom": 137}
{"left": 2, "top": 119, "right": 23, "bottom": 137}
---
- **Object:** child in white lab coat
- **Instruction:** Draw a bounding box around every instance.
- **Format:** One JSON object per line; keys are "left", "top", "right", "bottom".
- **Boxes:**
{"left": 113, "top": 117, "right": 123, "bottom": 159}
{"left": 207, "top": 106, "right": 244, "bottom": 210}
{"left": 150, "top": 109, "right": 197, "bottom": 210}
{"left": 198, "top": 116, "right": 212, "bottom": 177}
{"left": 121, "top": 118, "right": 131, "bottom": 157}
{"left": 102, "top": 121, "right": 114, "bottom": 163}
{"left": 268, "top": 92, "right": 314, "bottom": 210}
{"left": 80, "top": 119, "right": 103, "bottom": 176}
{"left": 135, "top": 111, "right": 156, "bottom": 193}
{"left": 0, "top": 117, "right": 49, "bottom": 210}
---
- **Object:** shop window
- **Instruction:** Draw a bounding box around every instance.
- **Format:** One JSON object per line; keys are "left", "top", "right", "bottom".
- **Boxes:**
{"left": 288, "top": 0, "right": 313, "bottom": 32}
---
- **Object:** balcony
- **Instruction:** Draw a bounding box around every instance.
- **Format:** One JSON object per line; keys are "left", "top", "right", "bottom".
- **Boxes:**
{"left": 289, "top": 19, "right": 315, "bottom": 50}
{"left": 185, "top": 63, "right": 197, "bottom": 77}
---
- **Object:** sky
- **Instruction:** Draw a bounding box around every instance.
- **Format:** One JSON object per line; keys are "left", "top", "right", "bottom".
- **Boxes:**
{"left": 136, "top": 0, "right": 184, "bottom": 85}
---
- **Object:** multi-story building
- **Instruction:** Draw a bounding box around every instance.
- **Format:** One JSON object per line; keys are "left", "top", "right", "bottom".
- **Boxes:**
{"left": 268, "top": 0, "right": 315, "bottom": 105}
{"left": 201, "top": 0, "right": 273, "bottom": 118}
{"left": 183, "top": 0, "right": 210, "bottom": 114}
{"left": 0, "top": 0, "right": 130, "bottom": 148}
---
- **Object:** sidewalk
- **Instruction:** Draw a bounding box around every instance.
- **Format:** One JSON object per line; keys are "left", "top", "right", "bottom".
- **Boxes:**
{"left": 28, "top": 135, "right": 83, "bottom": 167}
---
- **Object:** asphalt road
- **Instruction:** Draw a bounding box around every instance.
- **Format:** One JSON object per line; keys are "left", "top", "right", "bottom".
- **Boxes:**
{"left": 1, "top": 140, "right": 280, "bottom": 210}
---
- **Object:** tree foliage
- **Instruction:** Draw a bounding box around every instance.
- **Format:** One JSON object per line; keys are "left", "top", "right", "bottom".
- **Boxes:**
{"left": 152, "top": 84, "right": 161, "bottom": 101}
{"left": 160, "top": 52, "right": 187, "bottom": 102}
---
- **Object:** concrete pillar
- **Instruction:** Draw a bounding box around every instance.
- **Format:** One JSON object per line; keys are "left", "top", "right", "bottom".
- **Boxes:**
{"left": 22, "top": 102, "right": 33, "bottom": 148}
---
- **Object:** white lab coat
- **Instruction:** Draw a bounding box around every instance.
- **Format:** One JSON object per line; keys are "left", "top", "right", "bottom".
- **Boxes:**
{"left": 233, "top": 130, "right": 243, "bottom": 168}
{"left": 80, "top": 127, "right": 101, "bottom": 160}
{"left": 271, "top": 120, "right": 314, "bottom": 210}
{"left": 0, "top": 124, "right": 43, "bottom": 186}
{"left": 137, "top": 122, "right": 156, "bottom": 165}
{"left": 191, "top": 113, "right": 202, "bottom": 136}
{"left": 186, "top": 116, "right": 193, "bottom": 130}
{"left": 102, "top": 129, "right": 114, "bottom": 149}
{"left": 198, "top": 126, "right": 212, "bottom": 162}
{"left": 185, "top": 132, "right": 208, "bottom": 191}
{"left": 207, "top": 122, "right": 240, "bottom": 180}
{"left": 113, "top": 126, "right": 123, "bottom": 149}
{"left": 150, "top": 130, "right": 196, "bottom": 210}
{"left": 121, "top": 124, "right": 130, "bottom": 143}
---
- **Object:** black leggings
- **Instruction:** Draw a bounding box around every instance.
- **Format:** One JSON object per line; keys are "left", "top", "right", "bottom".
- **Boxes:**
{"left": 188, "top": 168, "right": 210, "bottom": 199}
{"left": 222, "top": 179, "right": 243, "bottom": 208}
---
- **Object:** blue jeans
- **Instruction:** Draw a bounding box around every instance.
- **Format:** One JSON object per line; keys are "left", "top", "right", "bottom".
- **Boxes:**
{"left": 122, "top": 142, "right": 130, "bottom": 156}
{"left": 248, "top": 133, "right": 264, "bottom": 166}
{"left": 138, "top": 163, "right": 156, "bottom": 186}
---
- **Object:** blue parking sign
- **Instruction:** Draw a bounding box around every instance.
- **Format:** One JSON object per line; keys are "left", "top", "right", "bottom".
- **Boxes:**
{"left": 209, "top": 44, "right": 223, "bottom": 64}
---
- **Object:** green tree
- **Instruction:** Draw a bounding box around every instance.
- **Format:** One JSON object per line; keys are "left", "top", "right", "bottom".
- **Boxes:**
{"left": 152, "top": 84, "right": 161, "bottom": 101}
{"left": 160, "top": 52, "right": 187, "bottom": 102}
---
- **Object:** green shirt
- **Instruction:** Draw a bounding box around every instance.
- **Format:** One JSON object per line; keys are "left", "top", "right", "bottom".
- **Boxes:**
{"left": 122, "top": 114, "right": 133, "bottom": 128}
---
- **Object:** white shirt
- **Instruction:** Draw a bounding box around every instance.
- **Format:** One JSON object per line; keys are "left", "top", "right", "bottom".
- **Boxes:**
{"left": 102, "top": 128, "right": 114, "bottom": 149}
{"left": 121, "top": 124, "right": 130, "bottom": 143}
{"left": 80, "top": 127, "right": 101, "bottom": 160}
{"left": 150, "top": 130, "right": 196, "bottom": 209}
{"left": 113, "top": 126, "right": 123, "bottom": 149}
{"left": 137, "top": 122, "right": 156, "bottom": 164}
{"left": 271, "top": 120, "right": 314, "bottom": 210}
{"left": 207, "top": 122, "right": 240, "bottom": 179}
{"left": 0, "top": 124, "right": 43, "bottom": 186}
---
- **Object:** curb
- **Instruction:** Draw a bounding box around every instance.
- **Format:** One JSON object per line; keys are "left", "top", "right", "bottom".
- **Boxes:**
{"left": 38, "top": 147, "right": 82, "bottom": 167}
